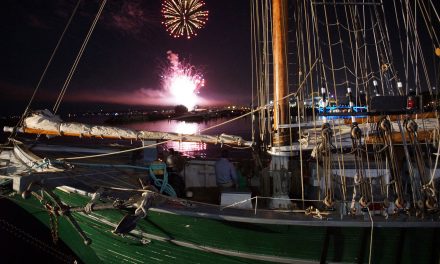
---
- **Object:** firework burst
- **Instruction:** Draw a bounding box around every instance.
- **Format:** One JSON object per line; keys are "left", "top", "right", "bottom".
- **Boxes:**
{"left": 161, "top": 0, "right": 209, "bottom": 39}
{"left": 162, "top": 51, "right": 205, "bottom": 110}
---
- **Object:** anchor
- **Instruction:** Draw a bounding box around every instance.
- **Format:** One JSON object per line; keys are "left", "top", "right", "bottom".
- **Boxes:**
{"left": 114, "top": 191, "right": 156, "bottom": 234}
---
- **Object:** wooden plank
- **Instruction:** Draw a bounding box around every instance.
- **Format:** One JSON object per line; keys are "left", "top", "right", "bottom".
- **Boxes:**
{"left": 365, "top": 130, "right": 433, "bottom": 144}
{"left": 343, "top": 112, "right": 438, "bottom": 124}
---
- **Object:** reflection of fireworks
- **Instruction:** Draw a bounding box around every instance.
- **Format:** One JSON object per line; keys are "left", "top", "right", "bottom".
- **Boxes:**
{"left": 175, "top": 121, "right": 198, "bottom": 134}
{"left": 162, "top": 50, "right": 205, "bottom": 110}
{"left": 161, "top": 0, "right": 209, "bottom": 39}
{"left": 168, "top": 141, "right": 207, "bottom": 155}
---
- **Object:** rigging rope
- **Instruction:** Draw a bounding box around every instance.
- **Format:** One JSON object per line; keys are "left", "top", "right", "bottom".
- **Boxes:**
{"left": 417, "top": 0, "right": 440, "bottom": 47}
{"left": 428, "top": 0, "right": 440, "bottom": 26}
{"left": 317, "top": 18, "right": 379, "bottom": 33}
{"left": 53, "top": 0, "right": 107, "bottom": 114}
{"left": 9, "top": 0, "right": 82, "bottom": 140}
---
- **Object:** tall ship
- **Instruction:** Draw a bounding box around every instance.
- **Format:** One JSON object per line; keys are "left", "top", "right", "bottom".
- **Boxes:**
{"left": 1, "top": 0, "right": 440, "bottom": 263}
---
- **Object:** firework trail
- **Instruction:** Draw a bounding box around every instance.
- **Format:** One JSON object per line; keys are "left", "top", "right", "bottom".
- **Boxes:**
{"left": 167, "top": 50, "right": 180, "bottom": 70}
{"left": 161, "top": 0, "right": 209, "bottom": 39}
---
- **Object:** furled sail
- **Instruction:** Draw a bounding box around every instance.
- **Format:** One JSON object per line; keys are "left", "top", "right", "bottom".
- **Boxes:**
{"left": 5, "top": 110, "right": 252, "bottom": 147}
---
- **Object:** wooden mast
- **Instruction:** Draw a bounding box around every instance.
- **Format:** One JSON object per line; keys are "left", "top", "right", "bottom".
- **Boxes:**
{"left": 268, "top": 0, "right": 291, "bottom": 209}
{"left": 272, "top": 0, "right": 289, "bottom": 146}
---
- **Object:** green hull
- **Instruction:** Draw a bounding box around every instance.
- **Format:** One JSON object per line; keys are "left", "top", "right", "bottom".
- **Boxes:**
{"left": 12, "top": 189, "right": 440, "bottom": 264}
{"left": 12, "top": 199, "right": 266, "bottom": 263}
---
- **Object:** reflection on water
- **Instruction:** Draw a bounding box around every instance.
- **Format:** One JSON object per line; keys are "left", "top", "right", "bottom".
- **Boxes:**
{"left": 121, "top": 117, "right": 252, "bottom": 157}
{"left": 122, "top": 118, "right": 250, "bottom": 137}
{"left": 175, "top": 122, "right": 199, "bottom": 134}
{"left": 169, "top": 122, "right": 207, "bottom": 154}
{"left": 167, "top": 141, "right": 208, "bottom": 157}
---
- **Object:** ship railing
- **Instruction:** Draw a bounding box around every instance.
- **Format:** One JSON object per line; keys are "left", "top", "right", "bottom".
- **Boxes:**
{"left": 221, "top": 196, "right": 322, "bottom": 215}
{"left": 221, "top": 196, "right": 387, "bottom": 217}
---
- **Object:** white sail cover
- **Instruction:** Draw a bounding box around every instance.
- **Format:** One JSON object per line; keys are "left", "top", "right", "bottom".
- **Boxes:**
{"left": 21, "top": 110, "right": 252, "bottom": 146}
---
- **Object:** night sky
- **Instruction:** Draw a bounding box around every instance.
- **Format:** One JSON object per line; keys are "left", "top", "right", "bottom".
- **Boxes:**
{"left": 2, "top": 1, "right": 438, "bottom": 117}
{"left": 0, "top": 0, "right": 251, "bottom": 116}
